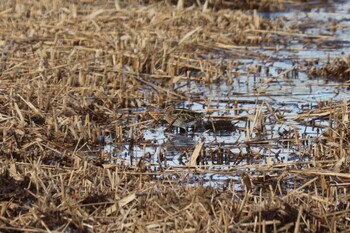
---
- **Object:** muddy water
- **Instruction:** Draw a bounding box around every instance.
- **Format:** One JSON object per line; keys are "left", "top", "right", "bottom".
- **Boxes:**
{"left": 106, "top": 1, "right": 350, "bottom": 188}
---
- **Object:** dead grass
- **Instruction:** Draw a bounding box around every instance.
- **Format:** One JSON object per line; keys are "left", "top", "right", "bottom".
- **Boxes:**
{"left": 0, "top": 0, "right": 349, "bottom": 232}
{"left": 308, "top": 55, "right": 350, "bottom": 81}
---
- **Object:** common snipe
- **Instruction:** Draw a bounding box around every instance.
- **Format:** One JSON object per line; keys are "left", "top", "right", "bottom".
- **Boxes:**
{"left": 164, "top": 106, "right": 204, "bottom": 130}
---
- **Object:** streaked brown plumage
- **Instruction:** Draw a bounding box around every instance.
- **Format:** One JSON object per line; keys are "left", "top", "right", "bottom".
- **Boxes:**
{"left": 164, "top": 106, "right": 203, "bottom": 130}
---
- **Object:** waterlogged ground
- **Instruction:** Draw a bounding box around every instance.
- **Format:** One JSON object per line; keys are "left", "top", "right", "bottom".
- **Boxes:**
{"left": 3, "top": 1, "right": 350, "bottom": 232}
{"left": 104, "top": 1, "right": 350, "bottom": 188}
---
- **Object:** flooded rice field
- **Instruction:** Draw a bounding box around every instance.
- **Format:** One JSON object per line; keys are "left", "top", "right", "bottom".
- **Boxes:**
{"left": 104, "top": 1, "right": 350, "bottom": 190}
{"left": 1, "top": 0, "right": 350, "bottom": 232}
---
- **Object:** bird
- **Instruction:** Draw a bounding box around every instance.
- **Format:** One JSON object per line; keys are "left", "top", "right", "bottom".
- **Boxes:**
{"left": 164, "top": 105, "right": 204, "bottom": 131}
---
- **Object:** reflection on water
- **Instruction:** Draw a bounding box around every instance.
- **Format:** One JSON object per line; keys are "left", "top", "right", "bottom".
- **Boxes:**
{"left": 102, "top": 1, "right": 350, "bottom": 188}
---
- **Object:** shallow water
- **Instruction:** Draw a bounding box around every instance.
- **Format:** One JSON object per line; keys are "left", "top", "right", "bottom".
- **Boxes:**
{"left": 104, "top": 1, "right": 350, "bottom": 188}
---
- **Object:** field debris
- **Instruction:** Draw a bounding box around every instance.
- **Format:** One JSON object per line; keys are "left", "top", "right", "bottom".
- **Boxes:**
{"left": 0, "top": 0, "right": 349, "bottom": 232}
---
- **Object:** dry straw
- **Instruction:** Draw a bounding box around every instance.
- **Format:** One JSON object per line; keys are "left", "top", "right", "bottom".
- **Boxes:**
{"left": 0, "top": 0, "right": 349, "bottom": 232}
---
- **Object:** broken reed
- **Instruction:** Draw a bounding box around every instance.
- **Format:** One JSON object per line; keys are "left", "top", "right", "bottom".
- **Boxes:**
{"left": 0, "top": 0, "right": 349, "bottom": 232}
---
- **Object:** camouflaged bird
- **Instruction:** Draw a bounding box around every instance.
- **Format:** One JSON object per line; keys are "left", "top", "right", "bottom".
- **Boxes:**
{"left": 164, "top": 106, "right": 204, "bottom": 130}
